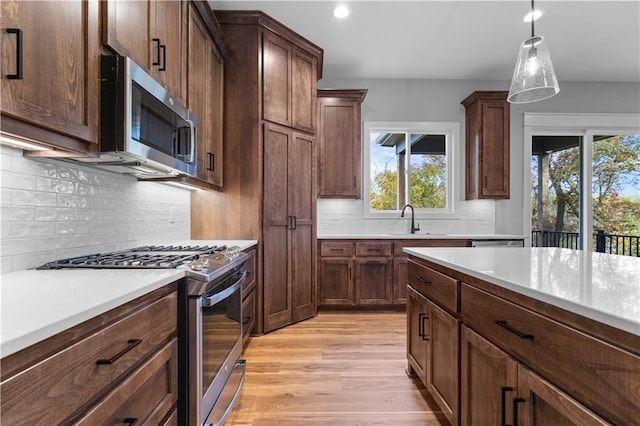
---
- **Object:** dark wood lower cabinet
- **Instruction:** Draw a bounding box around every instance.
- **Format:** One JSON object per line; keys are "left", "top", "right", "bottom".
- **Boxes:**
{"left": 407, "top": 252, "right": 632, "bottom": 426}
{"left": 427, "top": 300, "right": 460, "bottom": 426}
{"left": 407, "top": 287, "right": 428, "bottom": 384}
{"left": 516, "top": 365, "right": 610, "bottom": 426}
{"left": 355, "top": 258, "right": 393, "bottom": 304}
{"left": 461, "top": 326, "right": 518, "bottom": 426}
{"left": 0, "top": 285, "right": 178, "bottom": 424}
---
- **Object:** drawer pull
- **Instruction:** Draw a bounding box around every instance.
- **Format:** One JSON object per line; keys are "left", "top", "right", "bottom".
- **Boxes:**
{"left": 367, "top": 248, "right": 380, "bottom": 252}
{"left": 501, "top": 387, "right": 514, "bottom": 426}
{"left": 512, "top": 397, "right": 525, "bottom": 426}
{"left": 495, "top": 320, "right": 534, "bottom": 340}
{"left": 96, "top": 339, "right": 142, "bottom": 365}
{"left": 329, "top": 248, "right": 343, "bottom": 252}
{"left": 417, "top": 275, "right": 431, "bottom": 284}
{"left": 123, "top": 418, "right": 138, "bottom": 426}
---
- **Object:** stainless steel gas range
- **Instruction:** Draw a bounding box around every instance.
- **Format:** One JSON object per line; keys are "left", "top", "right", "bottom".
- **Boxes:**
{"left": 39, "top": 244, "right": 248, "bottom": 426}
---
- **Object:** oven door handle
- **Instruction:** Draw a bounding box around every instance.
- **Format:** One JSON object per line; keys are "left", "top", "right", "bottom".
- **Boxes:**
{"left": 202, "top": 271, "right": 247, "bottom": 307}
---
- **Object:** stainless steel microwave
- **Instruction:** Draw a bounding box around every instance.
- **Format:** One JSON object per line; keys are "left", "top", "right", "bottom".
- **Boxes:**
{"left": 83, "top": 55, "right": 198, "bottom": 178}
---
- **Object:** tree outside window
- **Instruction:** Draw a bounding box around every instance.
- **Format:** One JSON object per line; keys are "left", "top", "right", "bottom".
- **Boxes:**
{"left": 365, "top": 122, "right": 457, "bottom": 215}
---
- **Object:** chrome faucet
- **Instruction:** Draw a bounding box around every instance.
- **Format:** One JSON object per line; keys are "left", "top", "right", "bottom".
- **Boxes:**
{"left": 401, "top": 204, "right": 420, "bottom": 234}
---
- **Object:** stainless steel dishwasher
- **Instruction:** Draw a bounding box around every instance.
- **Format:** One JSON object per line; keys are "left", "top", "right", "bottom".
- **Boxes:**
{"left": 471, "top": 239, "right": 525, "bottom": 247}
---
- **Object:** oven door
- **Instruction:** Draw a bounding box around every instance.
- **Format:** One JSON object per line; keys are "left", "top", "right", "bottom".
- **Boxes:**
{"left": 189, "top": 270, "right": 247, "bottom": 425}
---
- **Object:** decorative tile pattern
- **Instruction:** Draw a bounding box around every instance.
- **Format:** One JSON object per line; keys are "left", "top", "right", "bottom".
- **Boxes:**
{"left": 0, "top": 146, "right": 191, "bottom": 273}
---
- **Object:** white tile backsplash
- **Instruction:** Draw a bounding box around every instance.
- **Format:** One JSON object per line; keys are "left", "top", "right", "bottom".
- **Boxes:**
{"left": 0, "top": 146, "right": 191, "bottom": 273}
{"left": 317, "top": 198, "right": 496, "bottom": 235}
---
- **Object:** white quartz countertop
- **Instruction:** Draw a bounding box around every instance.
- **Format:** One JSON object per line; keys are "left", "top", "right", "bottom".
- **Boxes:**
{"left": 318, "top": 233, "right": 524, "bottom": 240}
{"left": 404, "top": 247, "right": 640, "bottom": 336}
{"left": 0, "top": 240, "right": 257, "bottom": 358}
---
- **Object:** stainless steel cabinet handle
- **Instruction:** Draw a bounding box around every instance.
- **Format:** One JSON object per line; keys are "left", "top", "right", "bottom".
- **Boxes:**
{"left": 96, "top": 339, "right": 141, "bottom": 365}
{"left": 203, "top": 271, "right": 247, "bottom": 307}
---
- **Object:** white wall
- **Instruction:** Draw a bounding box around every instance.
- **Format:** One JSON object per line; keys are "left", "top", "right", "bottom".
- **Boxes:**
{"left": 318, "top": 77, "right": 640, "bottom": 236}
{"left": 0, "top": 146, "right": 191, "bottom": 273}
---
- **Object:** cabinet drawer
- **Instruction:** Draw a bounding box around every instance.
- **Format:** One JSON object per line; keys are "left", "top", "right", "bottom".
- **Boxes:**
{"left": 76, "top": 339, "right": 178, "bottom": 425}
{"left": 394, "top": 239, "right": 471, "bottom": 255}
{"left": 408, "top": 259, "right": 459, "bottom": 314}
{"left": 356, "top": 241, "right": 392, "bottom": 257}
{"left": 242, "top": 288, "right": 256, "bottom": 344}
{"left": 320, "top": 241, "right": 354, "bottom": 257}
{"left": 461, "top": 284, "right": 640, "bottom": 425}
{"left": 0, "top": 291, "right": 177, "bottom": 424}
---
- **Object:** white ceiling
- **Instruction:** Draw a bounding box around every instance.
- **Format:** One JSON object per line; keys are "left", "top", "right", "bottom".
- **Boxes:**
{"left": 211, "top": 1, "right": 640, "bottom": 83}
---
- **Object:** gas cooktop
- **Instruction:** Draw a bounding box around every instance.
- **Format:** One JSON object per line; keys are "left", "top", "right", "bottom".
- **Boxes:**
{"left": 37, "top": 245, "right": 226, "bottom": 270}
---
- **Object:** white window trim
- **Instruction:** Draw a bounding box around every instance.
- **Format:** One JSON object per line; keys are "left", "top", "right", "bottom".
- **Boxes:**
{"left": 363, "top": 121, "right": 459, "bottom": 218}
{"left": 523, "top": 113, "right": 640, "bottom": 251}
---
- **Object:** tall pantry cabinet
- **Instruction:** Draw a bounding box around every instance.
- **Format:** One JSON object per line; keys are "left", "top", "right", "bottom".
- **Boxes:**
{"left": 191, "top": 11, "right": 323, "bottom": 333}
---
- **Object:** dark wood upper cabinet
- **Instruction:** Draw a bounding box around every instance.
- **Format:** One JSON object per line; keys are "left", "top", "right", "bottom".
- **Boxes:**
{"left": 263, "top": 31, "right": 317, "bottom": 133}
{"left": 103, "top": 0, "right": 186, "bottom": 102}
{"left": 0, "top": 0, "right": 100, "bottom": 154}
{"left": 461, "top": 90, "right": 510, "bottom": 200}
{"left": 187, "top": 4, "right": 224, "bottom": 187}
{"left": 317, "top": 89, "right": 367, "bottom": 199}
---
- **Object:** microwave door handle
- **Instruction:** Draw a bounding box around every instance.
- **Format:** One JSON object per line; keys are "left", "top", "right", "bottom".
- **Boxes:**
{"left": 202, "top": 271, "right": 247, "bottom": 307}
{"left": 185, "top": 118, "right": 196, "bottom": 164}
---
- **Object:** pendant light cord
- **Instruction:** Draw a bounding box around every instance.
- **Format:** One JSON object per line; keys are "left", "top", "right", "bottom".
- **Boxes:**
{"left": 531, "top": 0, "right": 535, "bottom": 37}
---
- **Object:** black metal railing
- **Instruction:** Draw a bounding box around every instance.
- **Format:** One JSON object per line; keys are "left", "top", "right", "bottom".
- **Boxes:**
{"left": 532, "top": 230, "right": 640, "bottom": 257}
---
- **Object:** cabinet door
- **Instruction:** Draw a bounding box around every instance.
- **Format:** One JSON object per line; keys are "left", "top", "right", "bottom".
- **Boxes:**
{"left": 426, "top": 299, "right": 461, "bottom": 426}
{"left": 461, "top": 326, "right": 518, "bottom": 426}
{"left": 103, "top": 0, "right": 150, "bottom": 69}
{"left": 318, "top": 258, "right": 353, "bottom": 305}
{"left": 317, "top": 96, "right": 362, "bottom": 198}
{"left": 355, "top": 258, "right": 393, "bottom": 304}
{"left": 516, "top": 365, "right": 610, "bottom": 426}
{"left": 263, "top": 31, "right": 291, "bottom": 127}
{"left": 289, "top": 131, "right": 315, "bottom": 322}
{"left": 393, "top": 256, "right": 408, "bottom": 304}
{"left": 291, "top": 48, "right": 316, "bottom": 133}
{"left": 1, "top": 0, "right": 99, "bottom": 146}
{"left": 150, "top": 0, "right": 186, "bottom": 100}
{"left": 479, "top": 100, "right": 509, "bottom": 198}
{"left": 263, "top": 123, "right": 291, "bottom": 332}
{"left": 407, "top": 286, "right": 429, "bottom": 385}
{"left": 188, "top": 5, "right": 223, "bottom": 187}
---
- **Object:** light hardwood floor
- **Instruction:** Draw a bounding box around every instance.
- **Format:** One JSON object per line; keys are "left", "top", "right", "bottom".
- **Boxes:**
{"left": 227, "top": 312, "right": 449, "bottom": 425}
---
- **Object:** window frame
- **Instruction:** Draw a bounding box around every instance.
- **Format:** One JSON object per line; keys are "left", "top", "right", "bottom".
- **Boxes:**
{"left": 363, "top": 121, "right": 459, "bottom": 218}
{"left": 523, "top": 113, "right": 640, "bottom": 251}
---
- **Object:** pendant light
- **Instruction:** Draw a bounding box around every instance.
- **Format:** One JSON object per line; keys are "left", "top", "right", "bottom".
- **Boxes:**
{"left": 507, "top": 0, "right": 559, "bottom": 103}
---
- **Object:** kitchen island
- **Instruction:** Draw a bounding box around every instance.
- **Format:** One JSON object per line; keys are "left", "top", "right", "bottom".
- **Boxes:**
{"left": 404, "top": 246, "right": 639, "bottom": 425}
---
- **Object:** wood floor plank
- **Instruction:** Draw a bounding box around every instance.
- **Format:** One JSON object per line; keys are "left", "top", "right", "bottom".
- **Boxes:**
{"left": 227, "top": 312, "right": 448, "bottom": 425}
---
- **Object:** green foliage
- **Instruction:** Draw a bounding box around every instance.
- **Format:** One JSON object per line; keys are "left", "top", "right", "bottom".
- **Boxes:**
{"left": 370, "top": 155, "right": 446, "bottom": 210}
{"left": 532, "top": 135, "right": 640, "bottom": 236}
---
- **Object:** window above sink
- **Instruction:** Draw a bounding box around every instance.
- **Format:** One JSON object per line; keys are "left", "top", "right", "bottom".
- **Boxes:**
{"left": 363, "top": 121, "right": 459, "bottom": 218}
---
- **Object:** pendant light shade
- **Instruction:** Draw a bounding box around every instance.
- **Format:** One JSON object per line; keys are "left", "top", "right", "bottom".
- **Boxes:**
{"left": 507, "top": 1, "right": 559, "bottom": 103}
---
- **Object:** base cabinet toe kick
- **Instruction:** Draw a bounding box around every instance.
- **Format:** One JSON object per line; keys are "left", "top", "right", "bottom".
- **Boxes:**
{"left": 406, "top": 256, "right": 639, "bottom": 426}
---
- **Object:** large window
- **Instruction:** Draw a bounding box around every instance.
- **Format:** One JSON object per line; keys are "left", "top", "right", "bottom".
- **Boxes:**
{"left": 525, "top": 114, "right": 640, "bottom": 256}
{"left": 364, "top": 122, "right": 457, "bottom": 216}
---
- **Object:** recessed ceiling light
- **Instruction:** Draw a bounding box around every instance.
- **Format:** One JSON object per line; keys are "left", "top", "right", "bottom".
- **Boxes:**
{"left": 524, "top": 9, "right": 543, "bottom": 22}
{"left": 333, "top": 5, "right": 350, "bottom": 19}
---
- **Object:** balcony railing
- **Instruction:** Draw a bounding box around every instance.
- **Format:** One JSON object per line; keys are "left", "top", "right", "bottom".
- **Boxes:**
{"left": 531, "top": 230, "right": 640, "bottom": 257}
